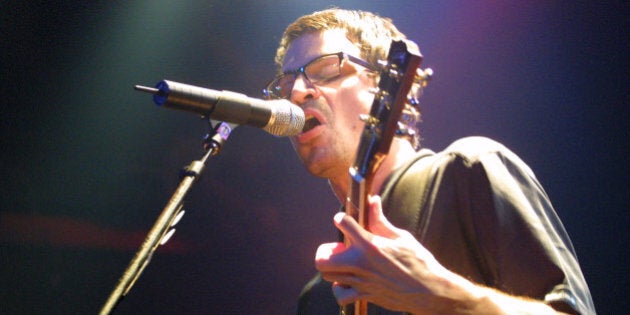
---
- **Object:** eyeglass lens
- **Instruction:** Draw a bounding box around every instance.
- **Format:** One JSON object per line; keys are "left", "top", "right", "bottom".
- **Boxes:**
{"left": 269, "top": 53, "right": 342, "bottom": 99}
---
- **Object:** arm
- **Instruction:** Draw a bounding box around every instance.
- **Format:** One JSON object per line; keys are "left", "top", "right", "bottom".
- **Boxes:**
{"left": 316, "top": 196, "right": 571, "bottom": 315}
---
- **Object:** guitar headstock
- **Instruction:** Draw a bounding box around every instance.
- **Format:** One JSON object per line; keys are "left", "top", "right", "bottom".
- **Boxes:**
{"left": 352, "top": 39, "right": 425, "bottom": 179}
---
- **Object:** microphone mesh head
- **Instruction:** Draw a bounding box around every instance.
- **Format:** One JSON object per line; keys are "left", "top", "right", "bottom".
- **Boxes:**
{"left": 263, "top": 100, "right": 305, "bottom": 136}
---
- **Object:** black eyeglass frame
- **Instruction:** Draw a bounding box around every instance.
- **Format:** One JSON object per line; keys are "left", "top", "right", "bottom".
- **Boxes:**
{"left": 263, "top": 52, "right": 377, "bottom": 100}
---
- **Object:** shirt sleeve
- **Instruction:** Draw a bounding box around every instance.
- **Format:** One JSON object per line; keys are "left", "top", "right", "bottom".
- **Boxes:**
{"left": 442, "top": 137, "right": 595, "bottom": 314}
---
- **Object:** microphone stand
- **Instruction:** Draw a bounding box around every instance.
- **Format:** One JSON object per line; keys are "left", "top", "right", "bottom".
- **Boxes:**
{"left": 99, "top": 120, "right": 236, "bottom": 315}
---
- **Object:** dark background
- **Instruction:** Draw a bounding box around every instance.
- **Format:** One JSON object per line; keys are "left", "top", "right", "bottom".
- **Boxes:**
{"left": 1, "top": 1, "right": 627, "bottom": 314}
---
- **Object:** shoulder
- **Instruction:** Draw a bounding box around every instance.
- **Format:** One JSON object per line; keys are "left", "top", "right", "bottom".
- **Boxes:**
{"left": 438, "top": 137, "right": 543, "bottom": 192}
{"left": 441, "top": 137, "right": 530, "bottom": 169}
{"left": 442, "top": 136, "right": 512, "bottom": 161}
{"left": 419, "top": 136, "right": 537, "bottom": 182}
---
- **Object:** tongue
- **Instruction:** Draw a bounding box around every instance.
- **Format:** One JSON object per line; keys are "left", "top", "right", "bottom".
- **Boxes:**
{"left": 302, "top": 117, "right": 320, "bottom": 133}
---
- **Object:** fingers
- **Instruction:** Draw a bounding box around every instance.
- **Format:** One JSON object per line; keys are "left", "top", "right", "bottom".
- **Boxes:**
{"left": 332, "top": 282, "right": 360, "bottom": 306}
{"left": 335, "top": 196, "right": 399, "bottom": 243}
{"left": 315, "top": 242, "right": 346, "bottom": 262}
{"left": 316, "top": 197, "right": 411, "bottom": 284}
{"left": 332, "top": 211, "right": 369, "bottom": 247}
{"left": 315, "top": 213, "right": 361, "bottom": 274}
{"left": 326, "top": 195, "right": 406, "bottom": 255}
{"left": 316, "top": 196, "right": 434, "bottom": 311}
{"left": 315, "top": 213, "right": 369, "bottom": 275}
{"left": 367, "top": 195, "right": 404, "bottom": 239}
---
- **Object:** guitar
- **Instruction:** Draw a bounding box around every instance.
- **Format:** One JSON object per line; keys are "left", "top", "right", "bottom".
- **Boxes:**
{"left": 341, "top": 39, "right": 428, "bottom": 315}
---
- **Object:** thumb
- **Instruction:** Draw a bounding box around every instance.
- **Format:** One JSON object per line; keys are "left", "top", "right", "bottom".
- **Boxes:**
{"left": 367, "top": 195, "right": 405, "bottom": 239}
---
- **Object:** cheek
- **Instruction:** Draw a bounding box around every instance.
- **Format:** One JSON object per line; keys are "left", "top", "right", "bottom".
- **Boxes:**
{"left": 319, "top": 75, "right": 376, "bottom": 128}
{"left": 338, "top": 76, "right": 374, "bottom": 108}
{"left": 340, "top": 75, "right": 376, "bottom": 108}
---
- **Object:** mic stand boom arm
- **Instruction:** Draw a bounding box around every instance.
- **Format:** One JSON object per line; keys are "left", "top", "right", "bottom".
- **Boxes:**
{"left": 99, "top": 120, "right": 236, "bottom": 315}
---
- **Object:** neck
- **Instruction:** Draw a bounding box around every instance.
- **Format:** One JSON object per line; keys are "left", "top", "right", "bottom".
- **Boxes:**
{"left": 329, "top": 139, "right": 418, "bottom": 203}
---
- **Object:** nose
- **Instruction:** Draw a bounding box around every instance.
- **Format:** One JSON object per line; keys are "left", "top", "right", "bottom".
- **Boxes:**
{"left": 289, "top": 73, "right": 319, "bottom": 105}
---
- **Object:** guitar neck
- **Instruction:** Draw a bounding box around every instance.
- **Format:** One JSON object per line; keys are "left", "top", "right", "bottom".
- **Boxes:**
{"left": 340, "top": 39, "right": 424, "bottom": 315}
{"left": 345, "top": 162, "right": 379, "bottom": 228}
{"left": 342, "top": 171, "right": 371, "bottom": 315}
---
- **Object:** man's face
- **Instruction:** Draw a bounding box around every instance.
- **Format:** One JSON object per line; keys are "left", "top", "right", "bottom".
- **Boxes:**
{"left": 282, "top": 29, "right": 376, "bottom": 181}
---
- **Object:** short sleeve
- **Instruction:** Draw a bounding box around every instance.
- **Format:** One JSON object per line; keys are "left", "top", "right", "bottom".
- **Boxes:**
{"left": 443, "top": 137, "right": 595, "bottom": 314}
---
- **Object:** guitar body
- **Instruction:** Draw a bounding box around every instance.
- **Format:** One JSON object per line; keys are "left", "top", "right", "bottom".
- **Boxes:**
{"left": 341, "top": 40, "right": 424, "bottom": 315}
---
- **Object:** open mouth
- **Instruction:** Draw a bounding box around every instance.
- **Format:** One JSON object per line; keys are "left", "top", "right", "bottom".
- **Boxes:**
{"left": 302, "top": 116, "right": 321, "bottom": 133}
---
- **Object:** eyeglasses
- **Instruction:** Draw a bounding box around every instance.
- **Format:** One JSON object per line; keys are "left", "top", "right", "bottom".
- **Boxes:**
{"left": 263, "top": 52, "right": 376, "bottom": 100}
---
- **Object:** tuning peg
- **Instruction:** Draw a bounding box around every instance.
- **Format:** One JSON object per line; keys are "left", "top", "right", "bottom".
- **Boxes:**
{"left": 359, "top": 114, "right": 380, "bottom": 125}
{"left": 415, "top": 68, "right": 434, "bottom": 87}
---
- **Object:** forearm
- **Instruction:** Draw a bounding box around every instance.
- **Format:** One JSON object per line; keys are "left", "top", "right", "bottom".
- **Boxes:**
{"left": 409, "top": 271, "right": 570, "bottom": 315}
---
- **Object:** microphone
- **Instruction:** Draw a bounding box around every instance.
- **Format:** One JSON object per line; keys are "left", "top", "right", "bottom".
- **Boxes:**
{"left": 134, "top": 80, "right": 305, "bottom": 137}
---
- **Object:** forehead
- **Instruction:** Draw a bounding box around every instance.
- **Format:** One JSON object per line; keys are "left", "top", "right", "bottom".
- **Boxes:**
{"left": 282, "top": 29, "right": 361, "bottom": 72}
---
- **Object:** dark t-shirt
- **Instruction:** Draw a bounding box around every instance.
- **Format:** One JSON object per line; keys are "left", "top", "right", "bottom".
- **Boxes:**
{"left": 297, "top": 137, "right": 595, "bottom": 314}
